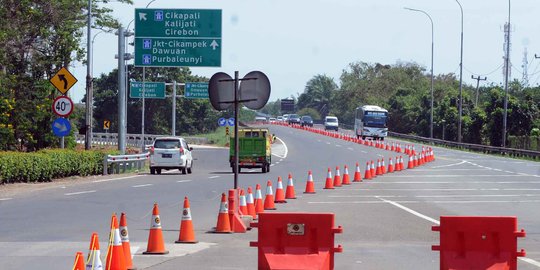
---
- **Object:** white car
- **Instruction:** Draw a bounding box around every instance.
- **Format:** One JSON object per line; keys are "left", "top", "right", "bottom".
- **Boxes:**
{"left": 149, "top": 137, "right": 193, "bottom": 175}
{"left": 324, "top": 116, "right": 339, "bottom": 131}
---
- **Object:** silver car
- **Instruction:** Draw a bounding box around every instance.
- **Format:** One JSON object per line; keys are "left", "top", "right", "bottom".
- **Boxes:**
{"left": 149, "top": 137, "right": 193, "bottom": 175}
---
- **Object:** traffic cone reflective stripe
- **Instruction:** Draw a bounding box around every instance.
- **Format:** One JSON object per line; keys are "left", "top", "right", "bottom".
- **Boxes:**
{"left": 106, "top": 214, "right": 127, "bottom": 270}
{"left": 274, "top": 177, "right": 287, "bottom": 203}
{"left": 353, "top": 162, "right": 362, "bottom": 182}
{"left": 238, "top": 189, "right": 248, "bottom": 215}
{"left": 72, "top": 251, "right": 85, "bottom": 270}
{"left": 246, "top": 187, "right": 257, "bottom": 219}
{"left": 254, "top": 184, "right": 264, "bottom": 214}
{"left": 119, "top": 213, "right": 135, "bottom": 269}
{"left": 214, "top": 193, "right": 232, "bottom": 233}
{"left": 324, "top": 168, "right": 334, "bottom": 189}
{"left": 176, "top": 197, "right": 198, "bottom": 243}
{"left": 304, "top": 170, "right": 316, "bottom": 194}
{"left": 285, "top": 173, "right": 297, "bottom": 199}
{"left": 143, "top": 204, "right": 169, "bottom": 254}
{"left": 86, "top": 232, "right": 103, "bottom": 270}
{"left": 333, "top": 166, "right": 342, "bottom": 187}
{"left": 264, "top": 180, "right": 277, "bottom": 210}
{"left": 388, "top": 158, "right": 394, "bottom": 173}
{"left": 342, "top": 165, "right": 351, "bottom": 185}
{"left": 364, "top": 162, "right": 372, "bottom": 180}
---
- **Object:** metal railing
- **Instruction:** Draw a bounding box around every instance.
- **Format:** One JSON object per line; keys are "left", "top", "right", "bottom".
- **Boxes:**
{"left": 76, "top": 132, "right": 209, "bottom": 148}
{"left": 103, "top": 152, "right": 150, "bottom": 175}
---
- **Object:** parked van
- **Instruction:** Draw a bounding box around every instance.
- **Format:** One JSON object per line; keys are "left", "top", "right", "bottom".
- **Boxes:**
{"left": 324, "top": 116, "right": 339, "bottom": 131}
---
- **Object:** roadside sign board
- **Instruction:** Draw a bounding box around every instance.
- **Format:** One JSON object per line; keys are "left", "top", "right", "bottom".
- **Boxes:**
{"left": 185, "top": 82, "right": 209, "bottom": 99}
{"left": 52, "top": 96, "right": 74, "bottom": 117}
{"left": 103, "top": 120, "right": 110, "bottom": 130}
{"left": 50, "top": 67, "right": 78, "bottom": 94}
{"left": 134, "top": 9, "right": 222, "bottom": 67}
{"left": 218, "top": 117, "right": 226, "bottom": 127}
{"left": 129, "top": 81, "right": 166, "bottom": 99}
{"left": 52, "top": 118, "right": 71, "bottom": 137}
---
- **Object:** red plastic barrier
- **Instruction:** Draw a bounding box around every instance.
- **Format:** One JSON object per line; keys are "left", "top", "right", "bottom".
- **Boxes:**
{"left": 432, "top": 216, "right": 526, "bottom": 270}
{"left": 250, "top": 212, "right": 342, "bottom": 270}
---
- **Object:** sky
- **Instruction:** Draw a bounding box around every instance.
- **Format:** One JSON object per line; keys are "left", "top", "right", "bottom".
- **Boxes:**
{"left": 70, "top": 0, "right": 540, "bottom": 104}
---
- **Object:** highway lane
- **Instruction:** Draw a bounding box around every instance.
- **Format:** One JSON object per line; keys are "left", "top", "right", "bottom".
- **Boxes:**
{"left": 0, "top": 124, "right": 539, "bottom": 269}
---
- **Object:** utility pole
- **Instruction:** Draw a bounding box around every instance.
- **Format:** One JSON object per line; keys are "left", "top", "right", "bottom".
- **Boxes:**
{"left": 115, "top": 27, "right": 133, "bottom": 154}
{"left": 85, "top": 0, "right": 93, "bottom": 150}
{"left": 502, "top": 0, "right": 511, "bottom": 148}
{"left": 471, "top": 75, "right": 487, "bottom": 107}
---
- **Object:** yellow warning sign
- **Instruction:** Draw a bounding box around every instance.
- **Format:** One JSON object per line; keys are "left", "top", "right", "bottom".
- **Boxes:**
{"left": 50, "top": 67, "right": 78, "bottom": 94}
{"left": 103, "top": 120, "right": 111, "bottom": 130}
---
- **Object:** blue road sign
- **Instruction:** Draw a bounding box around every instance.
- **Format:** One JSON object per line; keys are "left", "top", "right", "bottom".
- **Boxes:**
{"left": 52, "top": 118, "right": 71, "bottom": 137}
{"left": 228, "top": 118, "right": 235, "bottom": 126}
{"left": 218, "top": 117, "right": 227, "bottom": 127}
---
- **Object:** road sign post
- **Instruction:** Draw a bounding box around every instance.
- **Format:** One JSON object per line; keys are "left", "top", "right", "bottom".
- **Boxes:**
{"left": 134, "top": 9, "right": 222, "bottom": 67}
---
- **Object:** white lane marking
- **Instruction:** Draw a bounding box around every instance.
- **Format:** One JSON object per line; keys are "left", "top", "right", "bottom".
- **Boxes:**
{"left": 132, "top": 184, "right": 152, "bottom": 188}
{"left": 326, "top": 142, "right": 331, "bottom": 145}
{"left": 309, "top": 200, "right": 540, "bottom": 204}
{"left": 280, "top": 159, "right": 283, "bottom": 162}
{"left": 336, "top": 144, "right": 342, "bottom": 147}
{"left": 376, "top": 196, "right": 440, "bottom": 224}
{"left": 377, "top": 175, "right": 529, "bottom": 178}
{"left": 270, "top": 164, "right": 275, "bottom": 167}
{"left": 317, "top": 140, "right": 321, "bottom": 142}
{"left": 329, "top": 195, "right": 406, "bottom": 198}
{"left": 431, "top": 160, "right": 467, "bottom": 168}
{"left": 347, "top": 147, "right": 354, "bottom": 151}
{"left": 177, "top": 180, "right": 192, "bottom": 183}
{"left": 360, "top": 181, "right": 540, "bottom": 184}
{"left": 416, "top": 194, "right": 540, "bottom": 198}
{"left": 272, "top": 137, "right": 288, "bottom": 159}
{"left": 208, "top": 176, "right": 220, "bottom": 179}
{"left": 275, "top": 162, "right": 280, "bottom": 164}
{"left": 65, "top": 190, "right": 97, "bottom": 196}
{"left": 0, "top": 198, "right": 13, "bottom": 201}
{"left": 519, "top": 257, "right": 540, "bottom": 267}
{"left": 93, "top": 175, "right": 142, "bottom": 183}
{"left": 361, "top": 151, "right": 368, "bottom": 154}
{"left": 413, "top": 169, "right": 489, "bottom": 171}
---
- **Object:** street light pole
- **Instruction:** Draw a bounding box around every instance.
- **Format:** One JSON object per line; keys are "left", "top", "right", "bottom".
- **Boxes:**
{"left": 404, "top": 7, "right": 434, "bottom": 139}
{"left": 85, "top": 0, "right": 93, "bottom": 150}
{"left": 454, "top": 0, "right": 464, "bottom": 143}
{"left": 502, "top": 0, "right": 511, "bottom": 148}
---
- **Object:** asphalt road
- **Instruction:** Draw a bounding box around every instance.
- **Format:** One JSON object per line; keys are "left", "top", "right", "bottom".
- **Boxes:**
{"left": 0, "top": 124, "right": 539, "bottom": 269}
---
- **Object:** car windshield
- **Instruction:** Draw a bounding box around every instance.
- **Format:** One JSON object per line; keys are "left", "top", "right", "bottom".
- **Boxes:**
{"left": 364, "top": 115, "right": 387, "bottom": 128}
{"left": 290, "top": 114, "right": 299, "bottom": 119}
{"left": 302, "top": 116, "right": 312, "bottom": 121}
{"left": 326, "top": 118, "right": 337, "bottom": 123}
{"left": 154, "top": 139, "right": 180, "bottom": 149}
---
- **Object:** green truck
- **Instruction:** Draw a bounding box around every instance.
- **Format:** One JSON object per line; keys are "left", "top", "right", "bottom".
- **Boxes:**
{"left": 229, "top": 128, "right": 272, "bottom": 173}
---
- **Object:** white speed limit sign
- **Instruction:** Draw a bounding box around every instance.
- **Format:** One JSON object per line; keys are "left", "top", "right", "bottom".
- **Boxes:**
{"left": 52, "top": 96, "right": 74, "bottom": 117}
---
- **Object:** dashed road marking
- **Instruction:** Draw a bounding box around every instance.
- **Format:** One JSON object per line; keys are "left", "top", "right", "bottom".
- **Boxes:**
{"left": 376, "top": 196, "right": 440, "bottom": 224}
{"left": 0, "top": 198, "right": 13, "bottom": 201}
{"left": 65, "top": 190, "right": 97, "bottom": 196}
{"left": 336, "top": 144, "right": 342, "bottom": 147}
{"left": 208, "top": 176, "right": 220, "bottom": 179}
{"left": 177, "top": 180, "right": 192, "bottom": 183}
{"left": 431, "top": 160, "right": 467, "bottom": 168}
{"left": 93, "top": 175, "right": 142, "bottom": 183}
{"left": 347, "top": 147, "right": 354, "bottom": 151}
{"left": 132, "top": 184, "right": 152, "bottom": 188}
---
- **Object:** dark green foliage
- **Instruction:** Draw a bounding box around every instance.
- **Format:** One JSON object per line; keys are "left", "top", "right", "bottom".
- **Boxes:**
{"left": 0, "top": 149, "right": 117, "bottom": 183}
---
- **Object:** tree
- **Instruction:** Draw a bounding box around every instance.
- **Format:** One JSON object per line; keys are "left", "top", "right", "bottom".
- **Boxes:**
{"left": 297, "top": 74, "right": 338, "bottom": 118}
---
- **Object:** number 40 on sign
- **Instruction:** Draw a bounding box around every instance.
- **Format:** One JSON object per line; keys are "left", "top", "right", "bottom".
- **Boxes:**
{"left": 52, "top": 96, "right": 74, "bottom": 117}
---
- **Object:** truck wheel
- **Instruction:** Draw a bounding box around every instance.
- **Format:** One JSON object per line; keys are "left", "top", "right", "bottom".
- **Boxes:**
{"left": 267, "top": 164, "right": 270, "bottom": 172}
{"left": 150, "top": 168, "right": 156, "bottom": 175}
{"left": 156, "top": 168, "right": 162, "bottom": 175}
{"left": 182, "top": 167, "right": 187, "bottom": 174}
{"left": 187, "top": 161, "right": 193, "bottom": 174}
{"left": 262, "top": 165, "right": 267, "bottom": 173}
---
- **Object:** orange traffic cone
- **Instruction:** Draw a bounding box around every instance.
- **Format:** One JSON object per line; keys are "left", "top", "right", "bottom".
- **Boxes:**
{"left": 414, "top": 154, "right": 419, "bottom": 167}
{"left": 176, "top": 197, "right": 198, "bottom": 243}
{"left": 119, "top": 213, "right": 135, "bottom": 269}
{"left": 72, "top": 251, "right": 85, "bottom": 270}
{"left": 274, "top": 177, "right": 287, "bottom": 203}
{"left": 238, "top": 189, "right": 248, "bottom": 215}
{"left": 324, "top": 168, "right": 334, "bottom": 189}
{"left": 143, "top": 203, "right": 169, "bottom": 254}
{"left": 407, "top": 155, "right": 414, "bottom": 169}
{"left": 254, "top": 184, "right": 264, "bottom": 214}
{"left": 106, "top": 214, "right": 127, "bottom": 269}
{"left": 342, "top": 165, "right": 351, "bottom": 185}
{"left": 364, "top": 162, "right": 372, "bottom": 180}
{"left": 214, "top": 193, "right": 232, "bottom": 233}
{"left": 376, "top": 159, "right": 383, "bottom": 175}
{"left": 86, "top": 232, "right": 103, "bottom": 270}
{"left": 333, "top": 166, "right": 342, "bottom": 187}
{"left": 399, "top": 156, "right": 404, "bottom": 171}
{"left": 285, "top": 173, "right": 297, "bottom": 199}
{"left": 264, "top": 180, "right": 277, "bottom": 210}
{"left": 246, "top": 187, "right": 257, "bottom": 219}
{"left": 353, "top": 162, "right": 362, "bottom": 182}
{"left": 387, "top": 157, "right": 394, "bottom": 173}
{"left": 304, "top": 170, "right": 316, "bottom": 194}
{"left": 370, "top": 160, "right": 376, "bottom": 177}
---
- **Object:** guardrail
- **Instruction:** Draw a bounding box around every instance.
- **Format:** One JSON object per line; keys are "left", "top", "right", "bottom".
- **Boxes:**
{"left": 103, "top": 152, "right": 150, "bottom": 175}
{"left": 388, "top": 131, "right": 540, "bottom": 160}
{"left": 76, "top": 132, "right": 209, "bottom": 148}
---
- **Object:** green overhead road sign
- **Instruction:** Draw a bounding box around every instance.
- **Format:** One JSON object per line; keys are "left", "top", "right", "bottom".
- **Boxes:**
{"left": 185, "top": 82, "right": 209, "bottom": 99}
{"left": 134, "top": 9, "right": 222, "bottom": 67}
{"left": 130, "top": 81, "right": 166, "bottom": 99}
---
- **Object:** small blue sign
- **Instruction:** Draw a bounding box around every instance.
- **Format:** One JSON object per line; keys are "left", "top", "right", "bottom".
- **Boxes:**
{"left": 218, "top": 117, "right": 227, "bottom": 127}
{"left": 154, "top": 10, "right": 164, "bottom": 21}
{"left": 227, "top": 118, "right": 235, "bottom": 126}
{"left": 52, "top": 118, "right": 71, "bottom": 137}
